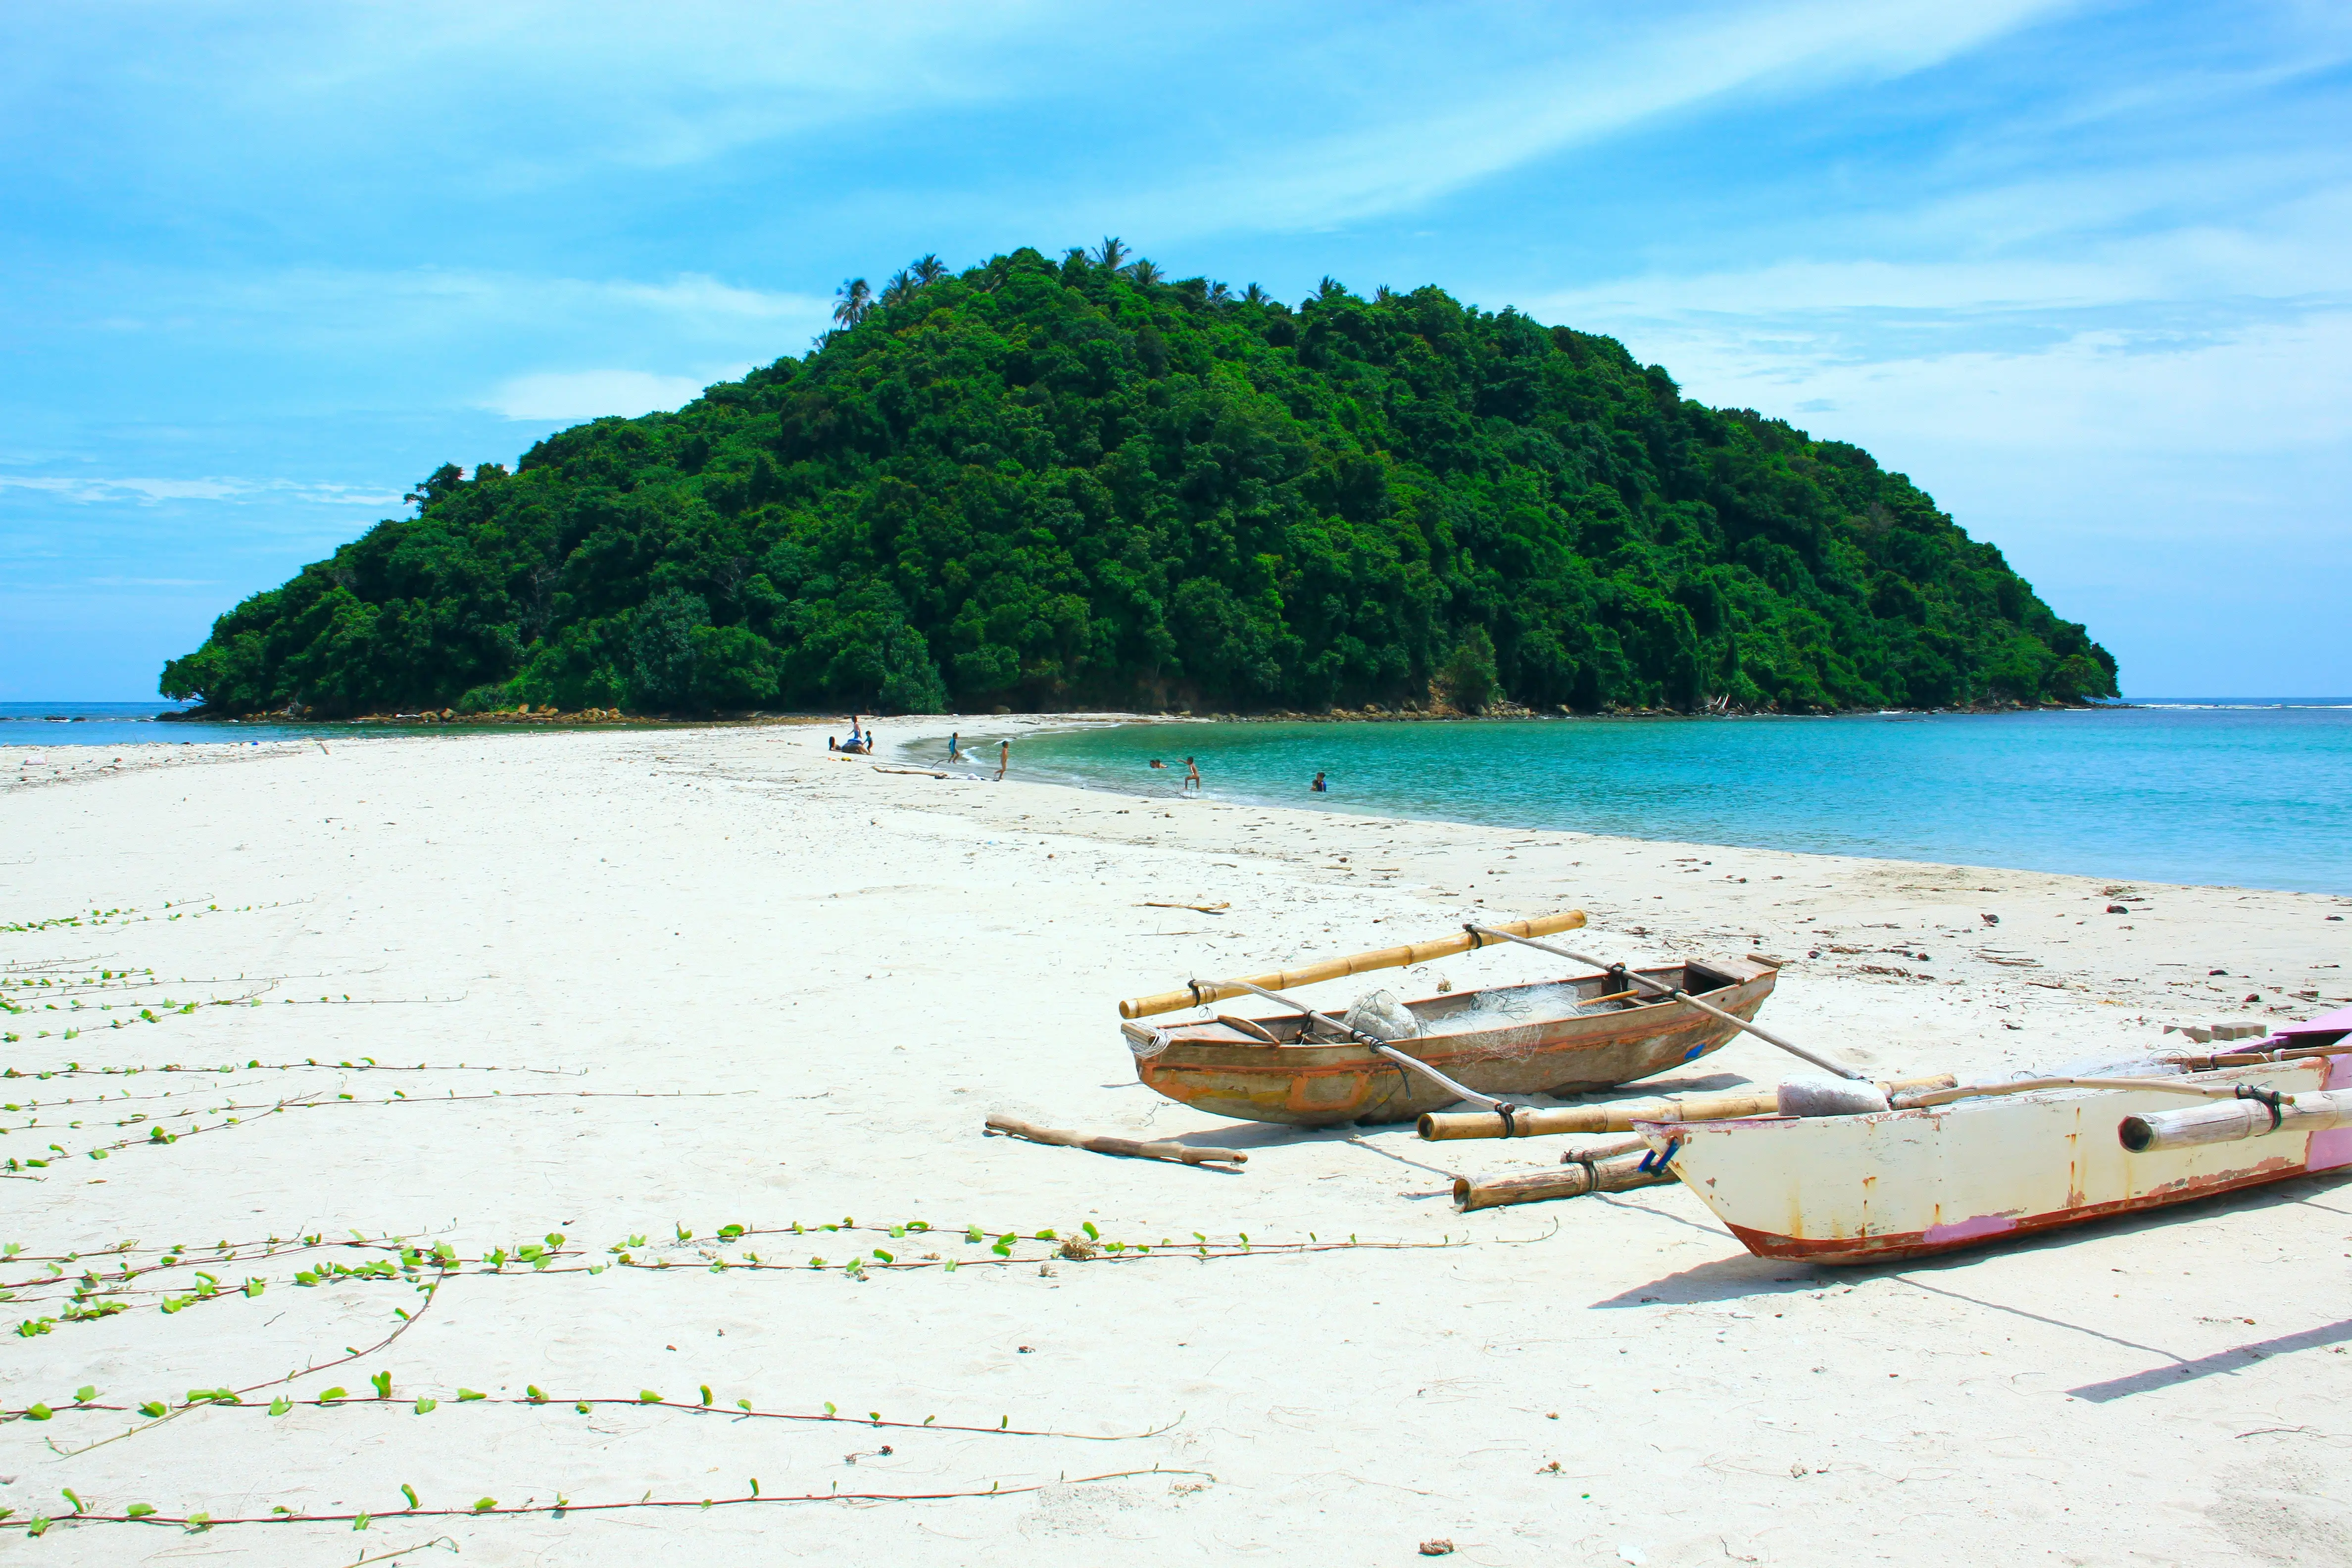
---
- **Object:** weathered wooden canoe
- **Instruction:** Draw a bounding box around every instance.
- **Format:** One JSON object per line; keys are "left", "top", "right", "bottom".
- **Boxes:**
{"left": 1120, "top": 956, "right": 1777, "bottom": 1127}
{"left": 1641, "top": 1007, "right": 2352, "bottom": 1265}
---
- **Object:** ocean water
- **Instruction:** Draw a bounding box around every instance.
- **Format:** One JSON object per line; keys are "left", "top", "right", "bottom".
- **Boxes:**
{"left": 0, "top": 701, "right": 319, "bottom": 747}
{"left": 971, "top": 703, "right": 2352, "bottom": 895}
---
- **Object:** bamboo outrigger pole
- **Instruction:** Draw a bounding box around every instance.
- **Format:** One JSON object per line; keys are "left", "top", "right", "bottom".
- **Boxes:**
{"left": 1117, "top": 911, "right": 1587, "bottom": 1020}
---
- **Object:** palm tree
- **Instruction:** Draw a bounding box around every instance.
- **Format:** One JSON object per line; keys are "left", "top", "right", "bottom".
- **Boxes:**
{"left": 1318, "top": 275, "right": 1346, "bottom": 299}
{"left": 911, "top": 254, "right": 948, "bottom": 285}
{"left": 1089, "top": 236, "right": 1129, "bottom": 272}
{"left": 1126, "top": 258, "right": 1165, "bottom": 287}
{"left": 1207, "top": 281, "right": 1233, "bottom": 306}
{"left": 1374, "top": 284, "right": 1397, "bottom": 303}
{"left": 833, "top": 277, "right": 872, "bottom": 328}
{"left": 1242, "top": 282, "right": 1268, "bottom": 306}
{"left": 879, "top": 270, "right": 915, "bottom": 308}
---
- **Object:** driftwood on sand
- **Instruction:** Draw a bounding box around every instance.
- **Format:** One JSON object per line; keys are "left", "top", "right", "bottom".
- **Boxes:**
{"left": 983, "top": 1115, "right": 1245, "bottom": 1168}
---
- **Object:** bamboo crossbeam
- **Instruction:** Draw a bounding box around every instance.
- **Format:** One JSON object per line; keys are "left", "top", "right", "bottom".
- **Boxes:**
{"left": 1117, "top": 911, "right": 1587, "bottom": 1020}
{"left": 1418, "top": 1074, "right": 1959, "bottom": 1141}
{"left": 1421, "top": 1089, "right": 1778, "bottom": 1141}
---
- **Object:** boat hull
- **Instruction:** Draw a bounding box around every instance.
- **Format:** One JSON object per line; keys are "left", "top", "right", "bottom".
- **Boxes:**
{"left": 1123, "top": 958, "right": 1775, "bottom": 1127}
{"left": 1648, "top": 1054, "right": 2352, "bottom": 1265}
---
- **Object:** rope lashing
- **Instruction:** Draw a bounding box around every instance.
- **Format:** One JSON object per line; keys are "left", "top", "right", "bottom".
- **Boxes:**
{"left": 2236, "top": 1083, "right": 2287, "bottom": 1131}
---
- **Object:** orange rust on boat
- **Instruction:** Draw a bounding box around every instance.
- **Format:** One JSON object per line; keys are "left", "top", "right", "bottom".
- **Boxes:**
{"left": 1124, "top": 958, "right": 1775, "bottom": 1127}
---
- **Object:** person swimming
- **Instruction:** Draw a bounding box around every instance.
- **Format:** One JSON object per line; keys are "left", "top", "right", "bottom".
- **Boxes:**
{"left": 1311, "top": 771, "right": 1327, "bottom": 792}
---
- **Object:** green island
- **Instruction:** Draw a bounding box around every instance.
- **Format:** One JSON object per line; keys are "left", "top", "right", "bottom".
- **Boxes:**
{"left": 162, "top": 244, "right": 2117, "bottom": 718}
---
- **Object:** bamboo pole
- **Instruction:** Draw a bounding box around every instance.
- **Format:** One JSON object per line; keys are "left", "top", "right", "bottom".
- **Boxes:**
{"left": 2120, "top": 1087, "right": 2352, "bottom": 1152}
{"left": 2164, "top": 1041, "right": 2352, "bottom": 1070}
{"left": 1454, "top": 1150, "right": 1674, "bottom": 1211}
{"left": 1417, "top": 1073, "right": 1959, "bottom": 1141}
{"left": 1116, "top": 911, "right": 1587, "bottom": 1020}
{"left": 1421, "top": 1089, "right": 1776, "bottom": 1141}
{"left": 1891, "top": 1076, "right": 2260, "bottom": 1110}
{"left": 982, "top": 1115, "right": 1245, "bottom": 1167}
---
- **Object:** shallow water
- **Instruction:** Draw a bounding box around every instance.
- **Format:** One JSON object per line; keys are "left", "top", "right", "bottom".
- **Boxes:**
{"left": 0, "top": 700, "right": 332, "bottom": 747}
{"left": 985, "top": 702, "right": 2352, "bottom": 894}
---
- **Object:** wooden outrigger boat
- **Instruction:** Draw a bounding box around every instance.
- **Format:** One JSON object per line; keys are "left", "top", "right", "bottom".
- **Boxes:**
{"left": 1120, "top": 945, "right": 1778, "bottom": 1127}
{"left": 1637, "top": 1006, "right": 2352, "bottom": 1265}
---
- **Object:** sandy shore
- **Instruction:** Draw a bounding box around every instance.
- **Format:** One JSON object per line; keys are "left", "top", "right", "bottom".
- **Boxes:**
{"left": 4, "top": 719, "right": 2349, "bottom": 1565}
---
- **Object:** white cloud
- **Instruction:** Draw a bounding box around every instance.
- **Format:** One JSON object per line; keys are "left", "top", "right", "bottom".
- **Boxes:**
{"left": 483, "top": 368, "right": 737, "bottom": 422}
{"left": 1119, "top": 0, "right": 2067, "bottom": 236}
{"left": 0, "top": 475, "right": 402, "bottom": 506}
{"left": 598, "top": 274, "right": 829, "bottom": 320}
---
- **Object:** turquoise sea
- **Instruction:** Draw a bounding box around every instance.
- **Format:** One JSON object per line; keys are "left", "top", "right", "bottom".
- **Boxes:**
{"left": 0, "top": 701, "right": 337, "bottom": 747}
{"left": 14, "top": 701, "right": 2350, "bottom": 895}
{"left": 973, "top": 704, "right": 2352, "bottom": 896}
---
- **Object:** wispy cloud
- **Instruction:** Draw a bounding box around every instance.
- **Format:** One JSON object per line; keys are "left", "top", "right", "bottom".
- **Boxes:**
{"left": 484, "top": 368, "right": 747, "bottom": 422}
{"left": 0, "top": 475, "right": 402, "bottom": 506}
{"left": 1112, "top": 0, "right": 2068, "bottom": 236}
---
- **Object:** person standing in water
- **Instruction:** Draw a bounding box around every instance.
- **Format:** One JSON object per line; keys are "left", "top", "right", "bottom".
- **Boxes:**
{"left": 996, "top": 738, "right": 1010, "bottom": 780}
{"left": 1311, "top": 771, "right": 1327, "bottom": 792}
{"left": 1182, "top": 756, "right": 1201, "bottom": 795}
{"left": 946, "top": 732, "right": 962, "bottom": 762}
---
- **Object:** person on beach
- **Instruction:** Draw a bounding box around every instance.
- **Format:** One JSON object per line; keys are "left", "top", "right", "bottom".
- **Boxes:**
{"left": 947, "top": 732, "right": 962, "bottom": 761}
{"left": 1182, "top": 756, "right": 1201, "bottom": 794}
{"left": 996, "top": 738, "right": 1010, "bottom": 780}
{"left": 1311, "top": 772, "right": 1327, "bottom": 792}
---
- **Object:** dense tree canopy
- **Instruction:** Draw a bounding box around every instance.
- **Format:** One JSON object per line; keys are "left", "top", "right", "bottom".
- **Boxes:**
{"left": 163, "top": 245, "right": 2117, "bottom": 717}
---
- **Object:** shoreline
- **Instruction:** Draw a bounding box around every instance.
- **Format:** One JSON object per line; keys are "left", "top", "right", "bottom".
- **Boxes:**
{"left": 140, "top": 695, "right": 2124, "bottom": 729}
{"left": 15, "top": 712, "right": 2352, "bottom": 902}
{"left": 4, "top": 724, "right": 2350, "bottom": 1562}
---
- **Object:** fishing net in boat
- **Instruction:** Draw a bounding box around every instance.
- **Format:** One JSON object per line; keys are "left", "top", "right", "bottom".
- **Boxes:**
{"left": 1776, "top": 1075, "right": 1891, "bottom": 1117}
{"left": 1433, "top": 981, "right": 1623, "bottom": 1035}
{"left": 1344, "top": 989, "right": 1421, "bottom": 1041}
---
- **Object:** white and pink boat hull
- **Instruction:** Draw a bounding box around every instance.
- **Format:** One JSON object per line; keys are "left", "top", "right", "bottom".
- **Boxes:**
{"left": 1642, "top": 1009, "right": 2352, "bottom": 1266}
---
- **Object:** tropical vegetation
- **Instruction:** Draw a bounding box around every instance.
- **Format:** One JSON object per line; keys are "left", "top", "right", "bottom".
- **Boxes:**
{"left": 162, "top": 243, "right": 2117, "bottom": 716}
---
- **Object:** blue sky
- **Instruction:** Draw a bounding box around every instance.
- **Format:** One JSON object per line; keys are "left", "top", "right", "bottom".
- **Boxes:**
{"left": 3, "top": 0, "right": 2347, "bottom": 699}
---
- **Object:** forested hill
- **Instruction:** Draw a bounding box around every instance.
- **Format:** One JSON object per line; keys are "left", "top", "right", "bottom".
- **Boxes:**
{"left": 162, "top": 245, "right": 2117, "bottom": 717}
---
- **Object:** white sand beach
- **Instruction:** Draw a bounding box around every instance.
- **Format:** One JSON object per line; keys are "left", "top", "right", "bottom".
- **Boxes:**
{"left": 4, "top": 720, "right": 2350, "bottom": 1565}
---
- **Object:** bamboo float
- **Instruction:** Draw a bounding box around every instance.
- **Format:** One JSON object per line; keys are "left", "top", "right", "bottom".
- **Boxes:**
{"left": 1116, "top": 911, "right": 1587, "bottom": 1020}
{"left": 982, "top": 1115, "right": 1245, "bottom": 1168}
{"left": 2120, "top": 1087, "right": 2352, "bottom": 1152}
{"left": 1418, "top": 1073, "right": 1960, "bottom": 1141}
{"left": 1454, "top": 1148, "right": 1673, "bottom": 1211}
